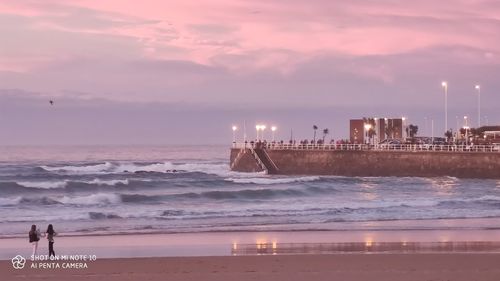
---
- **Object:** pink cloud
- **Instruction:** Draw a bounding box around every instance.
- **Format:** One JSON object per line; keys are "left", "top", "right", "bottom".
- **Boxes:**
{"left": 1, "top": 0, "right": 500, "bottom": 77}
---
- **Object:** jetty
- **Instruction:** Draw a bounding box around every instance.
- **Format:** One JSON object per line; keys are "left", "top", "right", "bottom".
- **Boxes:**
{"left": 230, "top": 142, "right": 500, "bottom": 178}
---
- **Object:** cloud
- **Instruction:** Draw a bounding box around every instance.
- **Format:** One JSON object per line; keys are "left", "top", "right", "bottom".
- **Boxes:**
{"left": 2, "top": 0, "right": 500, "bottom": 70}
{"left": 0, "top": 0, "right": 499, "bottom": 138}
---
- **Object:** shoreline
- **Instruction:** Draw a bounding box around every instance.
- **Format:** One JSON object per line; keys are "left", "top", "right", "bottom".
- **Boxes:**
{"left": 3, "top": 216, "right": 500, "bottom": 239}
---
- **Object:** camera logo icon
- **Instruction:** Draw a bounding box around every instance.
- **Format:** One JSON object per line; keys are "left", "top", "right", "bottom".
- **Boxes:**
{"left": 11, "top": 255, "right": 26, "bottom": 269}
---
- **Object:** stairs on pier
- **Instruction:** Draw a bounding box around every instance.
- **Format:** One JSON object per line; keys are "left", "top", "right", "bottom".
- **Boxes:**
{"left": 251, "top": 148, "right": 279, "bottom": 174}
{"left": 230, "top": 149, "right": 246, "bottom": 170}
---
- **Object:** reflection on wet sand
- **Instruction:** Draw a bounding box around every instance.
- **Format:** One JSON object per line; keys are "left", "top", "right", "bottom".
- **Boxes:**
{"left": 231, "top": 241, "right": 500, "bottom": 255}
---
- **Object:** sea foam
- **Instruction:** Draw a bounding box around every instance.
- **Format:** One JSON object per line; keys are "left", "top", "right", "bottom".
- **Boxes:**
{"left": 225, "top": 176, "right": 321, "bottom": 185}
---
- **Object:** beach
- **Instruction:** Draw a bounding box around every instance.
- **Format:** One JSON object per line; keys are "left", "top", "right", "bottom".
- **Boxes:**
{"left": 2, "top": 230, "right": 500, "bottom": 280}
{"left": 4, "top": 254, "right": 500, "bottom": 281}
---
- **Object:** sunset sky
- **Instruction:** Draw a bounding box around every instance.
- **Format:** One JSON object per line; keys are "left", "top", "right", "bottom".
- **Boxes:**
{"left": 0, "top": 0, "right": 499, "bottom": 144}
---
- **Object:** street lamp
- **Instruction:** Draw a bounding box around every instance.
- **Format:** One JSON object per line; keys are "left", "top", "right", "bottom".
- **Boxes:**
{"left": 441, "top": 81, "right": 448, "bottom": 134}
{"left": 475, "top": 85, "right": 481, "bottom": 127}
{"left": 261, "top": 125, "right": 266, "bottom": 141}
{"left": 271, "top": 126, "right": 277, "bottom": 142}
{"left": 255, "top": 125, "right": 261, "bottom": 140}
{"left": 232, "top": 125, "right": 237, "bottom": 143}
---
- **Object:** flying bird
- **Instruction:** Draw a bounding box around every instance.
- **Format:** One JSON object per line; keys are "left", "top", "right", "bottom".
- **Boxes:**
{"left": 49, "top": 100, "right": 54, "bottom": 105}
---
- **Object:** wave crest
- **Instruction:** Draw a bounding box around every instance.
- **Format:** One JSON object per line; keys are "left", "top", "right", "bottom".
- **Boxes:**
{"left": 59, "top": 193, "right": 121, "bottom": 205}
{"left": 225, "top": 176, "right": 320, "bottom": 185}
{"left": 17, "top": 181, "right": 68, "bottom": 189}
{"left": 40, "top": 162, "right": 113, "bottom": 174}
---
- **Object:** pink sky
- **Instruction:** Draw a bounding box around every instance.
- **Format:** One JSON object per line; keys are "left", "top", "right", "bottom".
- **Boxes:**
{"left": 0, "top": 0, "right": 499, "bottom": 143}
{"left": 2, "top": 0, "right": 499, "bottom": 73}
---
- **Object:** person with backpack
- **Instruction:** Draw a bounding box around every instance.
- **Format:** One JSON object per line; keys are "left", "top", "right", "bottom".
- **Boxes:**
{"left": 46, "top": 224, "right": 57, "bottom": 258}
{"left": 28, "top": 224, "right": 41, "bottom": 257}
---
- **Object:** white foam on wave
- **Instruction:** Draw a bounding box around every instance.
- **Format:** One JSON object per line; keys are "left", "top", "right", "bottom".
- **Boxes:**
{"left": 115, "top": 162, "right": 175, "bottom": 173}
{"left": 17, "top": 181, "right": 68, "bottom": 189}
{"left": 82, "top": 179, "right": 129, "bottom": 186}
{"left": 226, "top": 176, "right": 321, "bottom": 185}
{"left": 0, "top": 197, "right": 21, "bottom": 206}
{"left": 15, "top": 179, "right": 129, "bottom": 189}
{"left": 59, "top": 193, "right": 121, "bottom": 205}
{"left": 40, "top": 162, "right": 113, "bottom": 174}
{"left": 39, "top": 160, "right": 264, "bottom": 178}
{"left": 174, "top": 162, "right": 256, "bottom": 177}
{"left": 116, "top": 161, "right": 261, "bottom": 177}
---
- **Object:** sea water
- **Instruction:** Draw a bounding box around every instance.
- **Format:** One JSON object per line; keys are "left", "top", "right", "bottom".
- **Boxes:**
{"left": 1, "top": 145, "right": 500, "bottom": 238}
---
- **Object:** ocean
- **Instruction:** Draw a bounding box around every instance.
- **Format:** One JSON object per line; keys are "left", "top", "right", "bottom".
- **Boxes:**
{"left": 1, "top": 145, "right": 500, "bottom": 238}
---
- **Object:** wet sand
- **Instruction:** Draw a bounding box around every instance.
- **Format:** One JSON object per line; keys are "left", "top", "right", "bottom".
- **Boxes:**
{"left": 3, "top": 254, "right": 500, "bottom": 281}
{"left": 2, "top": 229, "right": 500, "bottom": 280}
{"left": 3, "top": 227, "right": 500, "bottom": 259}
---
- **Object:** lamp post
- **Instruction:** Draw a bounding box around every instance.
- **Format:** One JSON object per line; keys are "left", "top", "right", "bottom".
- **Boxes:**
{"left": 261, "top": 125, "right": 266, "bottom": 141}
{"left": 475, "top": 85, "right": 481, "bottom": 127}
{"left": 255, "top": 125, "right": 261, "bottom": 141}
{"left": 271, "top": 126, "right": 277, "bottom": 142}
{"left": 232, "top": 125, "right": 237, "bottom": 144}
{"left": 441, "top": 81, "right": 448, "bottom": 134}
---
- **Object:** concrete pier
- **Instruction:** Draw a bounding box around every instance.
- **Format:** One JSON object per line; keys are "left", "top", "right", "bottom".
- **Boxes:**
{"left": 230, "top": 145, "right": 500, "bottom": 178}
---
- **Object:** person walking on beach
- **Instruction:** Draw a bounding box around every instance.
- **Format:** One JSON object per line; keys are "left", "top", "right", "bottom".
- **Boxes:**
{"left": 29, "top": 224, "right": 41, "bottom": 257}
{"left": 46, "top": 224, "right": 57, "bottom": 258}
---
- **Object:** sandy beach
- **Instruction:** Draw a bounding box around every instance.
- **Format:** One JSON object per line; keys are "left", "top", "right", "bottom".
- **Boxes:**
{"left": 3, "top": 254, "right": 500, "bottom": 281}
{"left": 2, "top": 229, "right": 500, "bottom": 280}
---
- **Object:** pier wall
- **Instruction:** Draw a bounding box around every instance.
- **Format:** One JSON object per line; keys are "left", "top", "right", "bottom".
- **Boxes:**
{"left": 230, "top": 148, "right": 500, "bottom": 178}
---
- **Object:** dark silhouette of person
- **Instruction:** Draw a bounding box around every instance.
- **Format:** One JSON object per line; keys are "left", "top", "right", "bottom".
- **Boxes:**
{"left": 46, "top": 224, "right": 57, "bottom": 257}
{"left": 29, "top": 224, "right": 41, "bottom": 257}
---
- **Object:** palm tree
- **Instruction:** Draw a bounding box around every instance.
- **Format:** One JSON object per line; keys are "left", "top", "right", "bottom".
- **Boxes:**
{"left": 313, "top": 125, "right": 318, "bottom": 143}
{"left": 444, "top": 130, "right": 453, "bottom": 142}
{"left": 322, "top": 128, "right": 329, "bottom": 143}
{"left": 408, "top": 124, "right": 419, "bottom": 137}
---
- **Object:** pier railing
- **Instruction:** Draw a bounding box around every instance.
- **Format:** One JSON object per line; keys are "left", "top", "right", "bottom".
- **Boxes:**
{"left": 232, "top": 142, "right": 500, "bottom": 153}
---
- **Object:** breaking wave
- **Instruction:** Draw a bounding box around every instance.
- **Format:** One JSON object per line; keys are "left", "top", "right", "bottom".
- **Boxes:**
{"left": 40, "top": 162, "right": 114, "bottom": 174}
{"left": 225, "top": 176, "right": 321, "bottom": 185}
{"left": 83, "top": 179, "right": 129, "bottom": 186}
{"left": 0, "top": 197, "right": 21, "bottom": 206}
{"left": 58, "top": 193, "right": 122, "bottom": 205}
{"left": 16, "top": 181, "right": 68, "bottom": 189}
{"left": 38, "top": 161, "right": 241, "bottom": 177}
{"left": 10, "top": 179, "right": 129, "bottom": 190}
